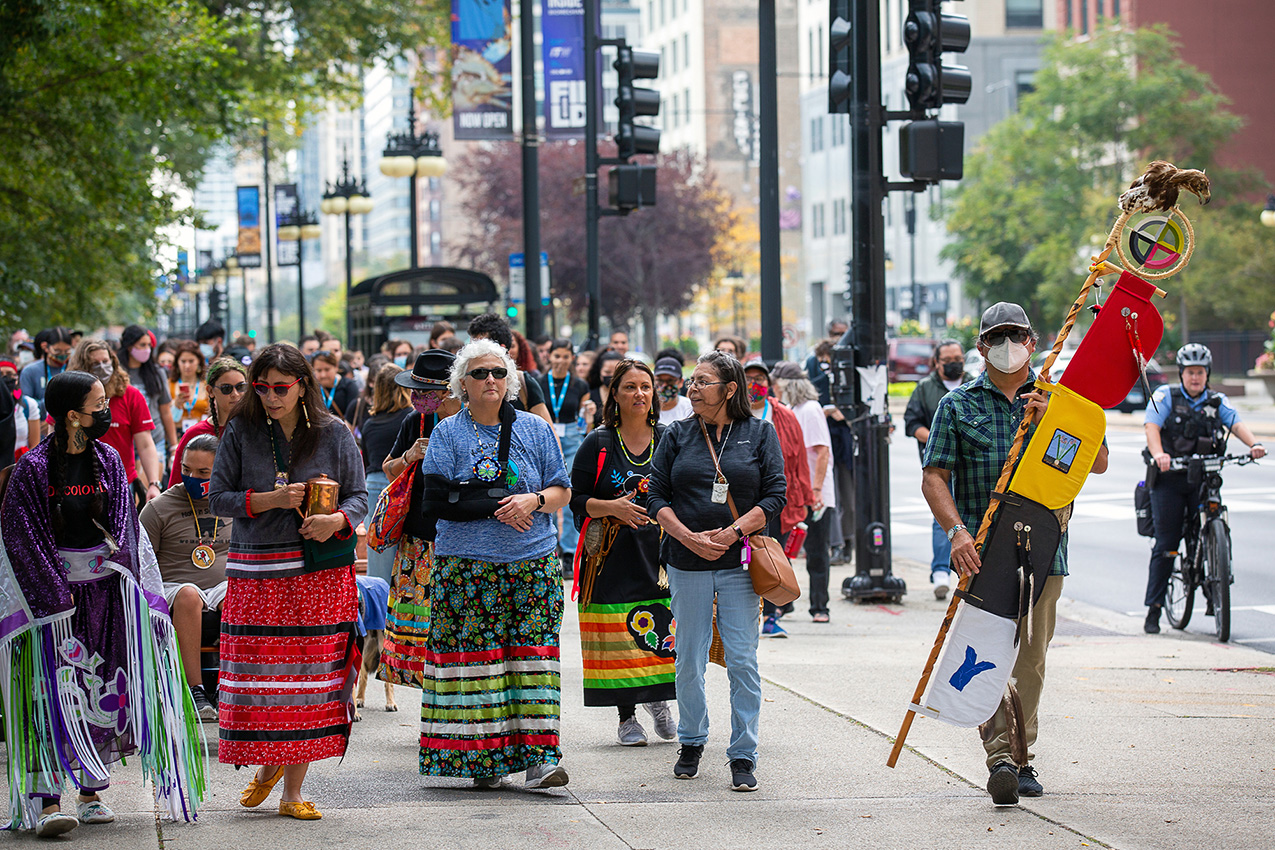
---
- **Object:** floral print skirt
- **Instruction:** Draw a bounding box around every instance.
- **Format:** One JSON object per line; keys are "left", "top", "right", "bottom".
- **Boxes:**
{"left": 379, "top": 535, "right": 431, "bottom": 689}
{"left": 419, "top": 552, "right": 563, "bottom": 778}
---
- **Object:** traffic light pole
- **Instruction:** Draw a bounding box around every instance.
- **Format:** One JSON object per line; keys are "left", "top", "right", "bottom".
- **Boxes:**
{"left": 584, "top": 0, "right": 600, "bottom": 351}
{"left": 519, "top": 0, "right": 543, "bottom": 339}
{"left": 757, "top": 0, "right": 782, "bottom": 362}
{"left": 842, "top": 0, "right": 905, "bottom": 602}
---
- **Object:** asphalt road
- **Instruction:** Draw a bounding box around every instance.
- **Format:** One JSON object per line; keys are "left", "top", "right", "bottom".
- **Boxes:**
{"left": 886, "top": 419, "right": 1275, "bottom": 652}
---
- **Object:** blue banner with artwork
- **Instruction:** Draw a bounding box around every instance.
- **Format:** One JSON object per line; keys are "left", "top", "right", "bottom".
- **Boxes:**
{"left": 451, "top": 0, "right": 514, "bottom": 139}
{"left": 542, "top": 0, "right": 586, "bottom": 137}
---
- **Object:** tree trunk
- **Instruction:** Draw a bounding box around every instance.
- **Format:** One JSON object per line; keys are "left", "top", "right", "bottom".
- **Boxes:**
{"left": 641, "top": 302, "right": 660, "bottom": 358}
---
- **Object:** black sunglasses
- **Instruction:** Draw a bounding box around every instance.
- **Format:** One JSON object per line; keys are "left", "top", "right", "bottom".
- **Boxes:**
{"left": 214, "top": 381, "right": 248, "bottom": 396}
{"left": 467, "top": 367, "right": 509, "bottom": 381}
{"left": 981, "top": 328, "right": 1032, "bottom": 347}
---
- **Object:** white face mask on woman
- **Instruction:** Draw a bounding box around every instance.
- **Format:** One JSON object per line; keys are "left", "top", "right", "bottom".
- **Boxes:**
{"left": 985, "top": 339, "right": 1030, "bottom": 373}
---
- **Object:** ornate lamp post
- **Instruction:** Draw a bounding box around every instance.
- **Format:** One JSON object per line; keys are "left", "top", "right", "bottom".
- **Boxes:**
{"left": 379, "top": 90, "right": 447, "bottom": 269}
{"left": 276, "top": 209, "right": 322, "bottom": 337}
{"left": 320, "top": 151, "right": 373, "bottom": 344}
{"left": 1261, "top": 194, "right": 1275, "bottom": 228}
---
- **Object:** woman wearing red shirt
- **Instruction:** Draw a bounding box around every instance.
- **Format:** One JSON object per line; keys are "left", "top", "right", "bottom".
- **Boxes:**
{"left": 68, "top": 340, "right": 161, "bottom": 507}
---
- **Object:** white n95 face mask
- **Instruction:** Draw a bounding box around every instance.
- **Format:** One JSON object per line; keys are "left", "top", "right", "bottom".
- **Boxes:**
{"left": 986, "top": 340, "right": 1030, "bottom": 373}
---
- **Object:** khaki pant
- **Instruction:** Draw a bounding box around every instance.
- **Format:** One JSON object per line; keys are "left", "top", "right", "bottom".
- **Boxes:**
{"left": 983, "top": 574, "right": 1063, "bottom": 770}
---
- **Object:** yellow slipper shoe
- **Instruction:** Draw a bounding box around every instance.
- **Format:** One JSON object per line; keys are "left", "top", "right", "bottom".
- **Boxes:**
{"left": 239, "top": 766, "right": 284, "bottom": 808}
{"left": 278, "top": 800, "right": 322, "bottom": 820}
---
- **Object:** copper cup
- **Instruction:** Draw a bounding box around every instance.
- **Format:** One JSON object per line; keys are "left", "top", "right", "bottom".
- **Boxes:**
{"left": 301, "top": 474, "right": 341, "bottom": 517}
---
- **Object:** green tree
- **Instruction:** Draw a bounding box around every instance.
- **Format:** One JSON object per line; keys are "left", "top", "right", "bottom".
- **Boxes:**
{"left": 942, "top": 26, "right": 1248, "bottom": 331}
{"left": 0, "top": 0, "right": 447, "bottom": 330}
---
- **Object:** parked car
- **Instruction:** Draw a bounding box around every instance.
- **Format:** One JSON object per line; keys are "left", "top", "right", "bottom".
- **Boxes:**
{"left": 888, "top": 338, "right": 936, "bottom": 383}
{"left": 1030, "top": 350, "right": 1167, "bottom": 413}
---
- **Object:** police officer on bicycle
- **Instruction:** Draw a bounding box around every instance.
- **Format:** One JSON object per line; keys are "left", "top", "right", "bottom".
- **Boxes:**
{"left": 1142, "top": 343, "right": 1265, "bottom": 634}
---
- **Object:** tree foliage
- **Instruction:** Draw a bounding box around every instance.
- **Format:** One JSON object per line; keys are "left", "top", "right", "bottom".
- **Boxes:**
{"left": 450, "top": 142, "right": 740, "bottom": 353}
{"left": 941, "top": 26, "right": 1252, "bottom": 331}
{"left": 0, "top": 0, "right": 447, "bottom": 330}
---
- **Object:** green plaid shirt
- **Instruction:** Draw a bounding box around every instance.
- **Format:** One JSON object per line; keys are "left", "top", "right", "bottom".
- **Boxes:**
{"left": 922, "top": 371, "right": 1067, "bottom": 575}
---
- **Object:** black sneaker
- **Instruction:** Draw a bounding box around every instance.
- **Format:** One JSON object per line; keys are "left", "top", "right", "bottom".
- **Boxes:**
{"left": 190, "top": 685, "right": 217, "bottom": 723}
{"left": 1018, "top": 764, "right": 1043, "bottom": 797}
{"left": 987, "top": 761, "right": 1019, "bottom": 806}
{"left": 673, "top": 744, "right": 703, "bottom": 779}
{"left": 729, "top": 759, "right": 757, "bottom": 792}
{"left": 1144, "top": 605, "right": 1161, "bottom": 634}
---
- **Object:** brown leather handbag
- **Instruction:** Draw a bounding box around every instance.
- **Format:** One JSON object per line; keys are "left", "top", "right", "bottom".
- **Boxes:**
{"left": 700, "top": 421, "right": 801, "bottom": 606}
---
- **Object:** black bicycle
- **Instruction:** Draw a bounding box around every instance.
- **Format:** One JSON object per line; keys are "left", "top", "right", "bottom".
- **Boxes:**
{"left": 1162, "top": 454, "right": 1256, "bottom": 642}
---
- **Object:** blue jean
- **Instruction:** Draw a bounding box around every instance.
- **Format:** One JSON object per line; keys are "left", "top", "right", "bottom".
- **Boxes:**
{"left": 365, "top": 471, "right": 396, "bottom": 584}
{"left": 558, "top": 429, "right": 582, "bottom": 555}
{"left": 668, "top": 565, "right": 761, "bottom": 764}
{"left": 931, "top": 518, "right": 952, "bottom": 578}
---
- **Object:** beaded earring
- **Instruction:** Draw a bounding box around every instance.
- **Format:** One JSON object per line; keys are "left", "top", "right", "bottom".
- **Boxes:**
{"left": 303, "top": 404, "right": 310, "bottom": 428}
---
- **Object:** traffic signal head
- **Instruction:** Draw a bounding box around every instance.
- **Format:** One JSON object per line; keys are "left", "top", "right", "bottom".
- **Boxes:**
{"left": 608, "top": 164, "right": 658, "bottom": 212}
{"left": 904, "top": 1, "right": 971, "bottom": 111}
{"left": 899, "top": 119, "right": 964, "bottom": 182}
{"left": 614, "top": 45, "right": 661, "bottom": 159}
{"left": 506, "top": 305, "right": 519, "bottom": 320}
{"left": 828, "top": 0, "right": 852, "bottom": 114}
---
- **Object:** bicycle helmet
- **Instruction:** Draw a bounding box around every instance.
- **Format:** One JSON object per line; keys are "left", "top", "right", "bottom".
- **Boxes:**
{"left": 1175, "top": 343, "right": 1212, "bottom": 374}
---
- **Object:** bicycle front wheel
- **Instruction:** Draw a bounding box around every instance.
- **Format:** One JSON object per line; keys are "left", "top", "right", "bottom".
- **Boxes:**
{"left": 1165, "top": 550, "right": 1194, "bottom": 630}
{"left": 1205, "top": 520, "right": 1232, "bottom": 643}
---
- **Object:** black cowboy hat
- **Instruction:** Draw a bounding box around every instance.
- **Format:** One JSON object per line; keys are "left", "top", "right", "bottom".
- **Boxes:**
{"left": 395, "top": 348, "right": 455, "bottom": 390}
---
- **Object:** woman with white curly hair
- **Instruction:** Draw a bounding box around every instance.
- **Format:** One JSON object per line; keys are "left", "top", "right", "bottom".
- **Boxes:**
{"left": 417, "top": 339, "right": 573, "bottom": 790}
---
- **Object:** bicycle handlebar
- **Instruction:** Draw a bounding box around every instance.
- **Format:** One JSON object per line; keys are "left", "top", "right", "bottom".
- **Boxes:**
{"left": 1165, "top": 453, "right": 1259, "bottom": 472}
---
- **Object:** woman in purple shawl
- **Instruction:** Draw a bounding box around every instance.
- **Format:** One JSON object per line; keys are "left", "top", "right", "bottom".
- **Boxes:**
{"left": 0, "top": 371, "right": 204, "bottom": 837}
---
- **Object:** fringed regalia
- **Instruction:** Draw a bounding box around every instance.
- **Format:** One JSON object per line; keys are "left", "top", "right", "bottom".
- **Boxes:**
{"left": 0, "top": 440, "right": 205, "bottom": 828}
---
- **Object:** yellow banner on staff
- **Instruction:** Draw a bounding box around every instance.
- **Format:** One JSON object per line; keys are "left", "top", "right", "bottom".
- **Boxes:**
{"left": 1008, "top": 381, "right": 1106, "bottom": 510}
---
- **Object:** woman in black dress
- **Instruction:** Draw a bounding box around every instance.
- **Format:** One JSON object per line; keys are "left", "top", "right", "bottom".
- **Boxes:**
{"left": 570, "top": 359, "right": 676, "bottom": 747}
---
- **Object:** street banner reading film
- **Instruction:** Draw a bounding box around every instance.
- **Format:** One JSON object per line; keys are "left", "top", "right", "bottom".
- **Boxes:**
{"left": 274, "top": 183, "right": 300, "bottom": 268}
{"left": 452, "top": 0, "right": 514, "bottom": 139}
{"left": 236, "top": 186, "right": 261, "bottom": 268}
{"left": 542, "top": 0, "right": 586, "bottom": 137}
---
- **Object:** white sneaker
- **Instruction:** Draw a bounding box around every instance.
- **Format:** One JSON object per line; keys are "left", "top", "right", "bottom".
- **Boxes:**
{"left": 524, "top": 762, "right": 569, "bottom": 789}
{"left": 643, "top": 701, "right": 677, "bottom": 740}
{"left": 35, "top": 811, "right": 78, "bottom": 837}
{"left": 933, "top": 571, "right": 951, "bottom": 600}
{"left": 617, "top": 716, "right": 648, "bottom": 746}
{"left": 76, "top": 799, "right": 115, "bottom": 824}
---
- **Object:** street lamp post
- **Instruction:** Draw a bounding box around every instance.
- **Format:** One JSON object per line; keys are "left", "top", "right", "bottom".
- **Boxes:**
{"left": 320, "top": 151, "right": 373, "bottom": 345}
{"left": 276, "top": 209, "right": 322, "bottom": 337}
{"left": 379, "top": 90, "right": 447, "bottom": 270}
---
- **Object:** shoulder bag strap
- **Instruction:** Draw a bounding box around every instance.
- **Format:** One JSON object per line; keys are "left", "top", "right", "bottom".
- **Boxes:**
{"left": 497, "top": 401, "right": 515, "bottom": 471}
{"left": 699, "top": 418, "right": 741, "bottom": 522}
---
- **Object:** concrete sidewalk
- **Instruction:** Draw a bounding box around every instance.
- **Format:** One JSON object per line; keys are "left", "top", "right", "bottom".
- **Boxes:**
{"left": 10, "top": 557, "right": 1274, "bottom": 849}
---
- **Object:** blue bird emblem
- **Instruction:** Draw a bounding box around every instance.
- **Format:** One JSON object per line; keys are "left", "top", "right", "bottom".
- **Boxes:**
{"left": 948, "top": 645, "right": 996, "bottom": 691}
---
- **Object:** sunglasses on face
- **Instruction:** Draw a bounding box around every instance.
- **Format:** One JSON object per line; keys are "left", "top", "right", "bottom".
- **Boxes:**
{"left": 981, "top": 328, "right": 1031, "bottom": 347}
{"left": 214, "top": 381, "right": 248, "bottom": 396}
{"left": 466, "top": 367, "right": 509, "bottom": 381}
{"left": 253, "top": 377, "right": 304, "bottom": 397}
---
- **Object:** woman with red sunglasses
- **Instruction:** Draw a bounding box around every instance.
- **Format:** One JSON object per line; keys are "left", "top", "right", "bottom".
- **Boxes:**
{"left": 208, "top": 344, "right": 368, "bottom": 820}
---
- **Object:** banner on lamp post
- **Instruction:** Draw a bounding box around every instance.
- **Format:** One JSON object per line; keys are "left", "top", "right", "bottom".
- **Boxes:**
{"left": 236, "top": 186, "right": 262, "bottom": 268}
{"left": 543, "top": 0, "right": 586, "bottom": 137}
{"left": 275, "top": 183, "right": 300, "bottom": 267}
{"left": 451, "top": 0, "right": 514, "bottom": 140}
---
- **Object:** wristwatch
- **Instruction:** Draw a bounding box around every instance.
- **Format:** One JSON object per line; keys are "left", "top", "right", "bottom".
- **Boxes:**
{"left": 732, "top": 524, "right": 744, "bottom": 539}
{"left": 535, "top": 492, "right": 546, "bottom": 509}
{"left": 946, "top": 523, "right": 967, "bottom": 542}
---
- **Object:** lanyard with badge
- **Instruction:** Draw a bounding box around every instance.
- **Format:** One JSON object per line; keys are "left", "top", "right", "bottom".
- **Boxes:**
{"left": 185, "top": 488, "right": 220, "bottom": 569}
{"left": 698, "top": 418, "right": 733, "bottom": 504}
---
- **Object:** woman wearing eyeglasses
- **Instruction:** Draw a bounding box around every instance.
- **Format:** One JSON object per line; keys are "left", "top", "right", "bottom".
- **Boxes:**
{"left": 166, "top": 356, "right": 249, "bottom": 487}
{"left": 208, "top": 344, "right": 368, "bottom": 820}
{"left": 417, "top": 339, "right": 572, "bottom": 790}
{"left": 647, "top": 350, "right": 787, "bottom": 792}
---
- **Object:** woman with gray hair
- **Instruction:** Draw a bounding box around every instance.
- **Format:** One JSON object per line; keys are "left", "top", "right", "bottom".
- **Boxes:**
{"left": 417, "top": 339, "right": 573, "bottom": 790}
{"left": 770, "top": 361, "right": 835, "bottom": 621}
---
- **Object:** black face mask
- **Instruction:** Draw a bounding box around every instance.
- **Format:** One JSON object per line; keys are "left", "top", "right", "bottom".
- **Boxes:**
{"left": 83, "top": 408, "right": 112, "bottom": 441}
{"left": 941, "top": 361, "right": 964, "bottom": 380}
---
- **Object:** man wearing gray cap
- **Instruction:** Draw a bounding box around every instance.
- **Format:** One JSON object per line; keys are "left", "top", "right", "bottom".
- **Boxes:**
{"left": 920, "top": 301, "right": 1109, "bottom": 806}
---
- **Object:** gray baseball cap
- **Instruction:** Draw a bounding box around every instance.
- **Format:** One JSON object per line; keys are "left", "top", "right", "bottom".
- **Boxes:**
{"left": 979, "top": 302, "right": 1032, "bottom": 336}
{"left": 653, "top": 357, "right": 683, "bottom": 378}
